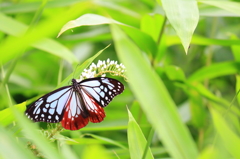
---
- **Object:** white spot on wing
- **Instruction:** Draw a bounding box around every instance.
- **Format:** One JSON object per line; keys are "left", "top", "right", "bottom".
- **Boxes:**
{"left": 101, "top": 100, "right": 104, "bottom": 106}
{"left": 99, "top": 91, "right": 105, "bottom": 97}
{"left": 50, "top": 101, "right": 57, "bottom": 108}
{"left": 43, "top": 108, "right": 47, "bottom": 113}
{"left": 104, "top": 87, "right": 108, "bottom": 92}
{"left": 49, "top": 108, "right": 54, "bottom": 115}
{"left": 108, "top": 85, "right": 113, "bottom": 90}
{"left": 45, "top": 103, "right": 50, "bottom": 108}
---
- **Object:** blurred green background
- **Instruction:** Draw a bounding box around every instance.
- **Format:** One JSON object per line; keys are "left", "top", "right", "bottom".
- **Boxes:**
{"left": 1, "top": 0, "right": 240, "bottom": 159}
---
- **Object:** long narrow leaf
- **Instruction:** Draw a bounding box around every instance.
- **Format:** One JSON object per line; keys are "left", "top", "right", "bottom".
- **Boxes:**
{"left": 111, "top": 24, "right": 198, "bottom": 159}
{"left": 127, "top": 108, "right": 154, "bottom": 159}
{"left": 0, "top": 126, "right": 36, "bottom": 159}
{"left": 200, "top": 1, "right": 240, "bottom": 15}
{"left": 211, "top": 108, "right": 240, "bottom": 158}
{"left": 0, "top": 13, "right": 78, "bottom": 64}
{"left": 14, "top": 109, "right": 65, "bottom": 159}
{"left": 0, "top": 1, "right": 90, "bottom": 65}
{"left": 57, "top": 13, "right": 124, "bottom": 37}
{"left": 187, "top": 61, "right": 240, "bottom": 82}
{"left": 0, "top": 102, "right": 26, "bottom": 126}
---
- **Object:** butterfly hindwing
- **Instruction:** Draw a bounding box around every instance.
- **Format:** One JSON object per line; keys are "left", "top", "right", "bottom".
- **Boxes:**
{"left": 61, "top": 89, "right": 106, "bottom": 130}
{"left": 80, "top": 89, "right": 106, "bottom": 123}
{"left": 61, "top": 90, "right": 90, "bottom": 130}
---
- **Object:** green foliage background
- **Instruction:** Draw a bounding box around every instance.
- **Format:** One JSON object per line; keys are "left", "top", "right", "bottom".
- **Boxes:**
{"left": 1, "top": 0, "right": 240, "bottom": 159}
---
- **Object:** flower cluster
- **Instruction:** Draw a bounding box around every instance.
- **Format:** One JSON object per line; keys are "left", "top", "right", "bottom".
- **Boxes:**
{"left": 78, "top": 59, "right": 126, "bottom": 81}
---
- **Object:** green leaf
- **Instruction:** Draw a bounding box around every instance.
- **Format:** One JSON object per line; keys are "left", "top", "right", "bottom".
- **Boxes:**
{"left": 166, "top": 35, "right": 240, "bottom": 46}
{"left": 187, "top": 61, "right": 240, "bottom": 82}
{"left": 0, "top": 13, "right": 77, "bottom": 64}
{"left": 197, "top": 146, "right": 220, "bottom": 159}
{"left": 81, "top": 144, "right": 112, "bottom": 159}
{"left": 58, "top": 13, "right": 158, "bottom": 58}
{"left": 57, "top": 13, "right": 125, "bottom": 37}
{"left": 122, "top": 26, "right": 157, "bottom": 57}
{"left": 164, "top": 65, "right": 186, "bottom": 82}
{"left": 127, "top": 108, "right": 154, "bottom": 159}
{"left": 200, "top": 1, "right": 240, "bottom": 15}
{"left": 188, "top": 89, "right": 206, "bottom": 128}
{"left": 140, "top": 14, "right": 165, "bottom": 42}
{"left": 111, "top": 24, "right": 198, "bottom": 159}
{"left": 59, "top": 143, "right": 79, "bottom": 159}
{"left": 0, "top": 0, "right": 82, "bottom": 14}
{"left": 0, "top": 13, "right": 27, "bottom": 36}
{"left": 0, "top": 102, "right": 26, "bottom": 126}
{"left": 13, "top": 108, "right": 65, "bottom": 159}
{"left": 231, "top": 35, "right": 240, "bottom": 104}
{"left": 211, "top": 108, "right": 240, "bottom": 158}
{"left": 186, "top": 82, "right": 240, "bottom": 116}
{"left": 0, "top": 2, "right": 90, "bottom": 65}
{"left": 158, "top": 0, "right": 199, "bottom": 53}
{"left": 0, "top": 125, "right": 36, "bottom": 159}
{"left": 82, "top": 134, "right": 127, "bottom": 150}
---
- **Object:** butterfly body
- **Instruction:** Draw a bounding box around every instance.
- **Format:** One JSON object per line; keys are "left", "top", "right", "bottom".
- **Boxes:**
{"left": 25, "top": 77, "right": 124, "bottom": 130}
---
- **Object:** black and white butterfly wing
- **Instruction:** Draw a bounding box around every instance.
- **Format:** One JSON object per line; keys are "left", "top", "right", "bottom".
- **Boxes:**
{"left": 80, "top": 77, "right": 124, "bottom": 107}
{"left": 25, "top": 86, "right": 73, "bottom": 123}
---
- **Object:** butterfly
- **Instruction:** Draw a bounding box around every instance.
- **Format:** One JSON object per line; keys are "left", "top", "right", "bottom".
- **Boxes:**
{"left": 25, "top": 77, "right": 124, "bottom": 130}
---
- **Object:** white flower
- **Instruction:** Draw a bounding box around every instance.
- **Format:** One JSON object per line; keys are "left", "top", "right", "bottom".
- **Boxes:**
{"left": 110, "top": 61, "right": 114, "bottom": 65}
{"left": 77, "top": 59, "right": 126, "bottom": 81}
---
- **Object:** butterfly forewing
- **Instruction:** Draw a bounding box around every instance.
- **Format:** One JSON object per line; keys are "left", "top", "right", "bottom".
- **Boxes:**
{"left": 25, "top": 86, "right": 73, "bottom": 123}
{"left": 25, "top": 77, "right": 124, "bottom": 130}
{"left": 79, "top": 77, "right": 124, "bottom": 107}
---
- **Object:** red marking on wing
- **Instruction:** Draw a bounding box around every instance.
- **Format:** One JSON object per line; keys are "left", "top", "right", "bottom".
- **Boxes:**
{"left": 60, "top": 92, "right": 106, "bottom": 130}
{"left": 61, "top": 113, "right": 89, "bottom": 130}
{"left": 88, "top": 99, "right": 106, "bottom": 123}
{"left": 61, "top": 96, "right": 89, "bottom": 130}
